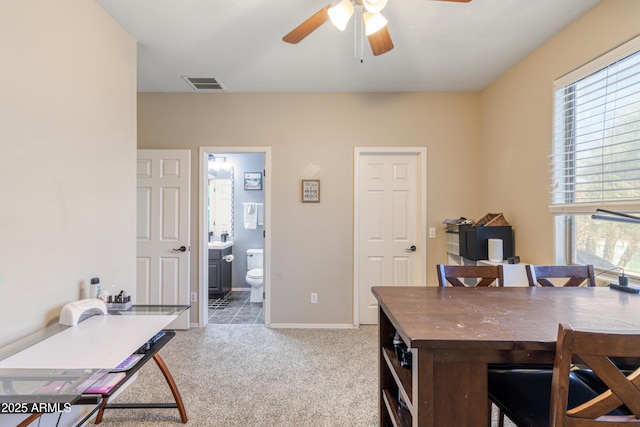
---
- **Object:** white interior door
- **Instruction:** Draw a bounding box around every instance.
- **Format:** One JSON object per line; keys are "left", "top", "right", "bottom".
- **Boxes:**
{"left": 355, "top": 149, "right": 426, "bottom": 325}
{"left": 137, "top": 149, "right": 191, "bottom": 329}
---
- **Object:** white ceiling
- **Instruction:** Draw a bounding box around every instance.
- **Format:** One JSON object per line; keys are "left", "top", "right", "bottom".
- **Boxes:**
{"left": 96, "top": 0, "right": 602, "bottom": 93}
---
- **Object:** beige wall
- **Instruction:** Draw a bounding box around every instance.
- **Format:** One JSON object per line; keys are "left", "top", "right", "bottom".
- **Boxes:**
{"left": 479, "top": 0, "right": 640, "bottom": 264}
{"left": 0, "top": 0, "right": 137, "bottom": 346}
{"left": 138, "top": 93, "right": 482, "bottom": 325}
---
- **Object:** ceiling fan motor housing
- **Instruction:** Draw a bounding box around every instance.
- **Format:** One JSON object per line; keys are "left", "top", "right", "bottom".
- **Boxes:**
{"left": 362, "top": 0, "right": 388, "bottom": 13}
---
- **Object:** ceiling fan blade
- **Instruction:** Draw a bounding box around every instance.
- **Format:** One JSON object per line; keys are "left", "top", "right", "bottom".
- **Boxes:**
{"left": 282, "top": 5, "right": 330, "bottom": 44}
{"left": 367, "top": 26, "right": 394, "bottom": 56}
{"left": 437, "top": 0, "right": 472, "bottom": 2}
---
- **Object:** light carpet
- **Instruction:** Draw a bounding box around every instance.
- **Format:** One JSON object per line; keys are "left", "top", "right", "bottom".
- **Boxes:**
{"left": 94, "top": 325, "right": 379, "bottom": 427}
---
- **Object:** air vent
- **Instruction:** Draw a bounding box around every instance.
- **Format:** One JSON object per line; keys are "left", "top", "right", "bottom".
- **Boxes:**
{"left": 182, "top": 76, "right": 225, "bottom": 91}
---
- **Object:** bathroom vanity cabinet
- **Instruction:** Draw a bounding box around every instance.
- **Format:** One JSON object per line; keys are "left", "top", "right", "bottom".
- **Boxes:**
{"left": 209, "top": 246, "right": 232, "bottom": 298}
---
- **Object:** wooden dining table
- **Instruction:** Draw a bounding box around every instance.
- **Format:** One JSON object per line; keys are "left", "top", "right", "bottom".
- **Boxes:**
{"left": 372, "top": 285, "right": 640, "bottom": 427}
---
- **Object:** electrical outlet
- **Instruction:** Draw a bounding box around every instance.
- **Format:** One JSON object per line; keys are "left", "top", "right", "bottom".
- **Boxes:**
{"left": 190, "top": 292, "right": 197, "bottom": 303}
{"left": 429, "top": 228, "right": 436, "bottom": 239}
{"left": 311, "top": 293, "right": 318, "bottom": 304}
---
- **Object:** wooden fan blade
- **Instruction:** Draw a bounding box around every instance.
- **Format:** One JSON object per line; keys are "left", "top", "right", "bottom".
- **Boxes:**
{"left": 367, "top": 26, "right": 394, "bottom": 56}
{"left": 282, "top": 6, "right": 330, "bottom": 44}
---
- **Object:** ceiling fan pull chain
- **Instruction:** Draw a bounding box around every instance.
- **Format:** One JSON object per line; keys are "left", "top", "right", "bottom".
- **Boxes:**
{"left": 353, "top": 7, "right": 358, "bottom": 59}
{"left": 358, "top": 9, "right": 365, "bottom": 63}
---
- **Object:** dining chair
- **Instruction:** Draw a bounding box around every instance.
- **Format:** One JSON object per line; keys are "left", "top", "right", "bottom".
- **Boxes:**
{"left": 488, "top": 323, "right": 640, "bottom": 426}
{"left": 525, "top": 264, "right": 596, "bottom": 287}
{"left": 436, "top": 264, "right": 504, "bottom": 287}
{"left": 490, "top": 264, "right": 596, "bottom": 426}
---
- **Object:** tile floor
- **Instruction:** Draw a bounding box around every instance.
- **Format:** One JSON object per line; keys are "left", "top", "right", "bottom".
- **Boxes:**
{"left": 208, "top": 290, "right": 263, "bottom": 324}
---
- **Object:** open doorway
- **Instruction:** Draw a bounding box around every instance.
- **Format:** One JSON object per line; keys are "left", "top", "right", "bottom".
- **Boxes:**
{"left": 198, "top": 147, "right": 271, "bottom": 327}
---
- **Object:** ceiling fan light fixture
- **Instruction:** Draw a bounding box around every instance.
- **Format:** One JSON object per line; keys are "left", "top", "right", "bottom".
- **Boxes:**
{"left": 328, "top": 0, "right": 355, "bottom": 31}
{"left": 363, "top": 11, "right": 387, "bottom": 36}
{"left": 362, "top": 0, "right": 388, "bottom": 13}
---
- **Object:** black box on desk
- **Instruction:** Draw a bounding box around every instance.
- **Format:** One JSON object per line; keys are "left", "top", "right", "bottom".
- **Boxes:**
{"left": 458, "top": 225, "right": 514, "bottom": 261}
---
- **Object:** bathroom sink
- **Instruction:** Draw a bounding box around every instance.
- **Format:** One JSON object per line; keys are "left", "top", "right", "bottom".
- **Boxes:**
{"left": 208, "top": 241, "right": 233, "bottom": 250}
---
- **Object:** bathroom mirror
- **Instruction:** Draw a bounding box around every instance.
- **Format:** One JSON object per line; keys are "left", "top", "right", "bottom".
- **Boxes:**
{"left": 208, "top": 162, "right": 234, "bottom": 239}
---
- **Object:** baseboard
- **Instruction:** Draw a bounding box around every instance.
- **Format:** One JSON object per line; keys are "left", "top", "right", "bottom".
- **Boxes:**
{"left": 269, "top": 323, "right": 355, "bottom": 329}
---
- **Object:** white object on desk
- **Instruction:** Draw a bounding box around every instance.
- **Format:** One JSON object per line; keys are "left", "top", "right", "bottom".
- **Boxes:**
{"left": 0, "top": 314, "right": 177, "bottom": 370}
{"left": 478, "top": 259, "right": 530, "bottom": 287}
{"left": 59, "top": 298, "right": 108, "bottom": 326}
{"left": 488, "top": 238, "right": 503, "bottom": 262}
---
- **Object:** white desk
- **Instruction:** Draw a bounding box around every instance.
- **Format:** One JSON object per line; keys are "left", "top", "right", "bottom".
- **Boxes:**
{"left": 0, "top": 315, "right": 175, "bottom": 370}
{"left": 0, "top": 306, "right": 188, "bottom": 426}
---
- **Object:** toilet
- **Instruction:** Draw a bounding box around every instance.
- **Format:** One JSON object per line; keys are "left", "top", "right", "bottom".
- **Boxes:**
{"left": 245, "top": 249, "right": 264, "bottom": 303}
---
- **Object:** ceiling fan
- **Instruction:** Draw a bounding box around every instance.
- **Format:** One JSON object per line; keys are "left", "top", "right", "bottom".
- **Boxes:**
{"left": 283, "top": 0, "right": 472, "bottom": 57}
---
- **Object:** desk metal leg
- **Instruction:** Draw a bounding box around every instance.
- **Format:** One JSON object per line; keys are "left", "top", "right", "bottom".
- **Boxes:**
{"left": 153, "top": 353, "right": 188, "bottom": 423}
{"left": 94, "top": 396, "right": 109, "bottom": 424}
{"left": 94, "top": 353, "right": 187, "bottom": 424}
{"left": 16, "top": 413, "right": 43, "bottom": 427}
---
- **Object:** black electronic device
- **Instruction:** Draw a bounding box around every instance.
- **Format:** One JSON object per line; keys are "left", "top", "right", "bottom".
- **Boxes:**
{"left": 135, "top": 330, "right": 167, "bottom": 354}
{"left": 393, "top": 332, "right": 412, "bottom": 369}
{"left": 458, "top": 225, "right": 514, "bottom": 261}
{"left": 609, "top": 283, "right": 640, "bottom": 294}
{"left": 507, "top": 256, "right": 520, "bottom": 264}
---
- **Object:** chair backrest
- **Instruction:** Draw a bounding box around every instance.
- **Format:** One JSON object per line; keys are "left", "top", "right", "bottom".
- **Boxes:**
{"left": 550, "top": 323, "right": 640, "bottom": 426}
{"left": 436, "top": 264, "right": 504, "bottom": 287}
{"left": 525, "top": 264, "right": 596, "bottom": 287}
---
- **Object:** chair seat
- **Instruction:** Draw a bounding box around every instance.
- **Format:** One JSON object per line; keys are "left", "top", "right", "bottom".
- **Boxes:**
{"left": 488, "top": 369, "right": 629, "bottom": 427}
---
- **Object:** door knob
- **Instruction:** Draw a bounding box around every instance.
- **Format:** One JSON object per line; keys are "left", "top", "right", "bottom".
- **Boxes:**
{"left": 173, "top": 246, "right": 187, "bottom": 252}
{"left": 406, "top": 245, "right": 417, "bottom": 252}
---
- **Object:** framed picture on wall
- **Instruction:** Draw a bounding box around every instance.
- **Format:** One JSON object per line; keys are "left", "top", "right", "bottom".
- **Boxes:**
{"left": 301, "top": 179, "right": 320, "bottom": 203}
{"left": 244, "top": 172, "right": 262, "bottom": 190}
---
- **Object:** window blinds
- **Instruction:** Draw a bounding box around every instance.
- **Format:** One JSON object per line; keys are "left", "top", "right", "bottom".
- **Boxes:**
{"left": 550, "top": 38, "right": 640, "bottom": 214}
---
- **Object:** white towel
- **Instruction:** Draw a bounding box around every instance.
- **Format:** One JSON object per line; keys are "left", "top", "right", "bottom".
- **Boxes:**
{"left": 257, "top": 203, "right": 264, "bottom": 226}
{"left": 244, "top": 203, "right": 257, "bottom": 229}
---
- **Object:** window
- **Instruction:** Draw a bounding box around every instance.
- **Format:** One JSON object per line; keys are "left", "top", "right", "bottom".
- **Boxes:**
{"left": 551, "top": 36, "right": 640, "bottom": 279}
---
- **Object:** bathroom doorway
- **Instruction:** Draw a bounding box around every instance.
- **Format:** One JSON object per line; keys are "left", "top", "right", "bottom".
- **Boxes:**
{"left": 198, "top": 147, "right": 271, "bottom": 327}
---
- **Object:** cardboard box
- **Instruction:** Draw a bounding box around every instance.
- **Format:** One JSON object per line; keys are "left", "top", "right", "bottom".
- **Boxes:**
{"left": 458, "top": 225, "right": 514, "bottom": 261}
